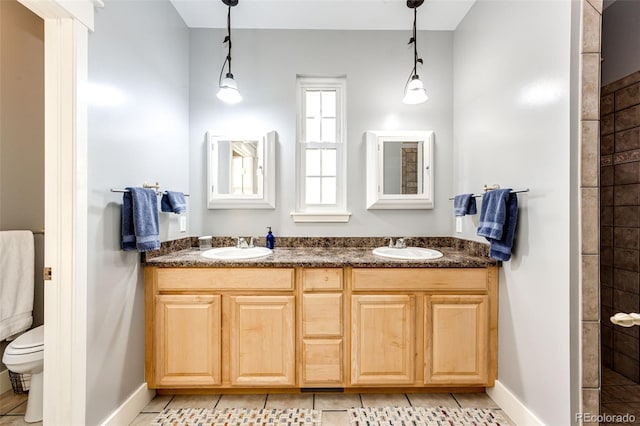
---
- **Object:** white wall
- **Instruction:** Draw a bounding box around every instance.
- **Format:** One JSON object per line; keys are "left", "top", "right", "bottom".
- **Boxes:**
{"left": 602, "top": 0, "right": 640, "bottom": 86}
{"left": 453, "top": 1, "right": 573, "bottom": 424}
{"left": 0, "top": 0, "right": 45, "bottom": 370}
{"left": 87, "top": 0, "right": 189, "bottom": 423}
{"left": 189, "top": 29, "right": 453, "bottom": 237}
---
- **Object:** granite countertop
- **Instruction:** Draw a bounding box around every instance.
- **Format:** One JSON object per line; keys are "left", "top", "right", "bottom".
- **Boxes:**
{"left": 144, "top": 237, "right": 498, "bottom": 268}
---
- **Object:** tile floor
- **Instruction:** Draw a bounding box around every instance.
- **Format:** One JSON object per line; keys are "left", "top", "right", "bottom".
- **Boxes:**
{"left": 601, "top": 367, "right": 640, "bottom": 426}
{"left": 129, "top": 391, "right": 515, "bottom": 425}
{"left": 0, "top": 389, "right": 515, "bottom": 425}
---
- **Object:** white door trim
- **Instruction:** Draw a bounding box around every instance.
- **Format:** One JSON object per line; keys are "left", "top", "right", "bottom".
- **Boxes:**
{"left": 16, "top": 1, "right": 93, "bottom": 424}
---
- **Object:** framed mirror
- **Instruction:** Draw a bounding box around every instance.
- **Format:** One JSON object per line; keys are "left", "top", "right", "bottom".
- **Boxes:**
{"left": 206, "top": 131, "right": 276, "bottom": 209}
{"left": 365, "top": 130, "right": 434, "bottom": 209}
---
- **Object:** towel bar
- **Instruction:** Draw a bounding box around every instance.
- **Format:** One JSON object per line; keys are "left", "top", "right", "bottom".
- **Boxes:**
{"left": 448, "top": 188, "right": 529, "bottom": 201}
{"left": 110, "top": 188, "right": 190, "bottom": 197}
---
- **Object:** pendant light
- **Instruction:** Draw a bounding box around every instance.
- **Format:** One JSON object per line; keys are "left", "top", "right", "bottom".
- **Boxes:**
{"left": 217, "top": 0, "right": 242, "bottom": 104}
{"left": 403, "top": 0, "right": 428, "bottom": 105}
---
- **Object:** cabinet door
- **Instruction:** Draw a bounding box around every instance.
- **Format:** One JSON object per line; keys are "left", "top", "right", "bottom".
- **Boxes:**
{"left": 229, "top": 296, "right": 295, "bottom": 386}
{"left": 351, "top": 295, "right": 415, "bottom": 385}
{"left": 425, "top": 295, "right": 488, "bottom": 385}
{"left": 155, "top": 295, "right": 221, "bottom": 387}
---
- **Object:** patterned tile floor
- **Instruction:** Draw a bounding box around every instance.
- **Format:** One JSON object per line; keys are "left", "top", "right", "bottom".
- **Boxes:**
{"left": 130, "top": 392, "right": 516, "bottom": 425}
{"left": 0, "top": 389, "right": 515, "bottom": 425}
{"left": 601, "top": 367, "right": 640, "bottom": 426}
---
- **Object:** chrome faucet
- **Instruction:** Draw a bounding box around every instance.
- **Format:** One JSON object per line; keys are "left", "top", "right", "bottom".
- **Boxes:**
{"left": 384, "top": 237, "right": 395, "bottom": 248}
{"left": 394, "top": 237, "right": 411, "bottom": 248}
{"left": 235, "top": 236, "right": 257, "bottom": 248}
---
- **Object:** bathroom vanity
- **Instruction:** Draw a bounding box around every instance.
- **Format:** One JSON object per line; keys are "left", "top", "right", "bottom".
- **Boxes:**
{"left": 143, "top": 238, "right": 498, "bottom": 392}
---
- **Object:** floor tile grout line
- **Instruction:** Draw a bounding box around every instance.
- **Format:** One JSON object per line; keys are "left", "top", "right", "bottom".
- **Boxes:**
{"left": 451, "top": 393, "right": 463, "bottom": 408}
{"left": 164, "top": 394, "right": 175, "bottom": 411}
{"left": 404, "top": 393, "right": 413, "bottom": 407}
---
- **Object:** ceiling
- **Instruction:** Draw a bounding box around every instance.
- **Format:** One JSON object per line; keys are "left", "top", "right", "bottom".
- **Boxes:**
{"left": 169, "top": 0, "right": 476, "bottom": 31}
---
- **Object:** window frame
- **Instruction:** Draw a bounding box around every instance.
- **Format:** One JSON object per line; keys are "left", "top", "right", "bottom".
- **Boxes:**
{"left": 292, "top": 76, "right": 350, "bottom": 223}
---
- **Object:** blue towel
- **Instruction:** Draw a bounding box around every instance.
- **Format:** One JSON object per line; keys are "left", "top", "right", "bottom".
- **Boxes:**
{"left": 161, "top": 191, "right": 187, "bottom": 214}
{"left": 121, "top": 187, "right": 160, "bottom": 252}
{"left": 477, "top": 189, "right": 518, "bottom": 261}
{"left": 453, "top": 194, "right": 477, "bottom": 216}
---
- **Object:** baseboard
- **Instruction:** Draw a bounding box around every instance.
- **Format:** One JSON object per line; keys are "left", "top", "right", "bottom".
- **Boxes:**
{"left": 0, "top": 369, "right": 11, "bottom": 394}
{"left": 487, "top": 380, "right": 545, "bottom": 426}
{"left": 100, "top": 383, "right": 155, "bottom": 426}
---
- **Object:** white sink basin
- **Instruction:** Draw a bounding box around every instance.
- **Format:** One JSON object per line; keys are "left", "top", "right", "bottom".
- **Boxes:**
{"left": 372, "top": 246, "right": 443, "bottom": 260}
{"left": 201, "top": 246, "right": 273, "bottom": 260}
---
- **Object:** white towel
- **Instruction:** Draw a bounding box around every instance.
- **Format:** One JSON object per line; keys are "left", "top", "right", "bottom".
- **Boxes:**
{"left": 0, "top": 231, "right": 34, "bottom": 341}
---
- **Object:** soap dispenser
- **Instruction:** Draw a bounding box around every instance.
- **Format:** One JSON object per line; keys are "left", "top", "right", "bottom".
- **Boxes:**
{"left": 266, "top": 226, "right": 275, "bottom": 249}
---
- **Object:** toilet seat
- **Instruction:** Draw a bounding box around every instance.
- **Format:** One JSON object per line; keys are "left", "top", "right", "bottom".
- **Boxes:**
{"left": 2, "top": 325, "right": 45, "bottom": 423}
{"left": 3, "top": 326, "right": 44, "bottom": 358}
{"left": 10, "top": 325, "right": 44, "bottom": 349}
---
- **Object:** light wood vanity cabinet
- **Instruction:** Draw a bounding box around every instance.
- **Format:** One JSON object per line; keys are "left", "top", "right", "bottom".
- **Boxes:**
{"left": 145, "top": 268, "right": 296, "bottom": 389}
{"left": 349, "top": 267, "right": 498, "bottom": 388}
{"left": 145, "top": 265, "right": 497, "bottom": 390}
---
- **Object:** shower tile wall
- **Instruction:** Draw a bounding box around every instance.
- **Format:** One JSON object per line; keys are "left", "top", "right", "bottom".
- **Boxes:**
{"left": 601, "top": 70, "right": 640, "bottom": 383}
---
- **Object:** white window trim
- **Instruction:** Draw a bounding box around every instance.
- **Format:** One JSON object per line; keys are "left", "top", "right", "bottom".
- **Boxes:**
{"left": 291, "top": 76, "right": 350, "bottom": 223}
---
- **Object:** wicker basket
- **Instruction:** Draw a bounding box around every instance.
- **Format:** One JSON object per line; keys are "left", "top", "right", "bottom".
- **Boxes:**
{"left": 8, "top": 370, "right": 30, "bottom": 394}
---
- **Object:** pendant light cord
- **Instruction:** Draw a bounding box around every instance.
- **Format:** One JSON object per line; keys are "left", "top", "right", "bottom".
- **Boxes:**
{"left": 412, "top": 7, "right": 418, "bottom": 78}
{"left": 218, "top": 5, "right": 233, "bottom": 86}
{"left": 226, "top": 5, "right": 232, "bottom": 75}
{"left": 404, "top": 6, "right": 419, "bottom": 90}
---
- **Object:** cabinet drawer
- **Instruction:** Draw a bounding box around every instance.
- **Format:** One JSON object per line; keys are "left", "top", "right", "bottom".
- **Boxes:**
{"left": 302, "top": 268, "right": 343, "bottom": 291}
{"left": 302, "top": 339, "right": 343, "bottom": 385}
{"left": 352, "top": 268, "right": 488, "bottom": 292}
{"left": 303, "top": 294, "right": 342, "bottom": 337}
{"left": 156, "top": 268, "right": 294, "bottom": 291}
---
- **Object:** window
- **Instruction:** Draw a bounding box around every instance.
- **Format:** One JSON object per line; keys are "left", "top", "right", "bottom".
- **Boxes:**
{"left": 292, "top": 76, "right": 350, "bottom": 222}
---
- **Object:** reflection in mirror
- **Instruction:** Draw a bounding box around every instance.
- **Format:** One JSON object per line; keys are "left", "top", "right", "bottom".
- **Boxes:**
{"left": 366, "top": 130, "right": 434, "bottom": 209}
{"left": 217, "top": 141, "right": 260, "bottom": 195}
{"left": 383, "top": 141, "right": 423, "bottom": 195}
{"left": 207, "top": 131, "right": 276, "bottom": 209}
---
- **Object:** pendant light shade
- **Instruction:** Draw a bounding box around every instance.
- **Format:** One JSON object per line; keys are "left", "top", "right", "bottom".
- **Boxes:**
{"left": 403, "top": 0, "right": 428, "bottom": 105}
{"left": 217, "top": 0, "right": 242, "bottom": 104}
{"left": 217, "top": 73, "right": 242, "bottom": 104}
{"left": 403, "top": 75, "right": 428, "bottom": 104}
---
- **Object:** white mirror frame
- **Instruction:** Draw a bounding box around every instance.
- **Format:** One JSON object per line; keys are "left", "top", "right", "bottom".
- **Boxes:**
{"left": 365, "top": 130, "right": 434, "bottom": 209}
{"left": 206, "top": 130, "right": 276, "bottom": 209}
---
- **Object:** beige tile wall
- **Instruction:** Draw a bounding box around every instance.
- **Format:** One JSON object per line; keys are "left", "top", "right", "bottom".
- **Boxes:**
{"left": 581, "top": 0, "right": 602, "bottom": 424}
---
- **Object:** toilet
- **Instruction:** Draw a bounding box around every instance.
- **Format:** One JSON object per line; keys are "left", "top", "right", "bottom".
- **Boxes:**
{"left": 2, "top": 325, "right": 44, "bottom": 423}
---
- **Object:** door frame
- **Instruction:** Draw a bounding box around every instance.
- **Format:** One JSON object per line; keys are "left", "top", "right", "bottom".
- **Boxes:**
{"left": 16, "top": 0, "right": 94, "bottom": 424}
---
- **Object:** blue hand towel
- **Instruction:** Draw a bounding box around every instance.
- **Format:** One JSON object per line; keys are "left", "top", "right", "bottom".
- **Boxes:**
{"left": 488, "top": 194, "right": 518, "bottom": 261}
{"left": 161, "top": 191, "right": 187, "bottom": 214}
{"left": 121, "top": 191, "right": 137, "bottom": 251}
{"left": 453, "top": 194, "right": 477, "bottom": 216}
{"left": 477, "top": 188, "right": 518, "bottom": 261}
{"left": 121, "top": 187, "right": 160, "bottom": 252}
